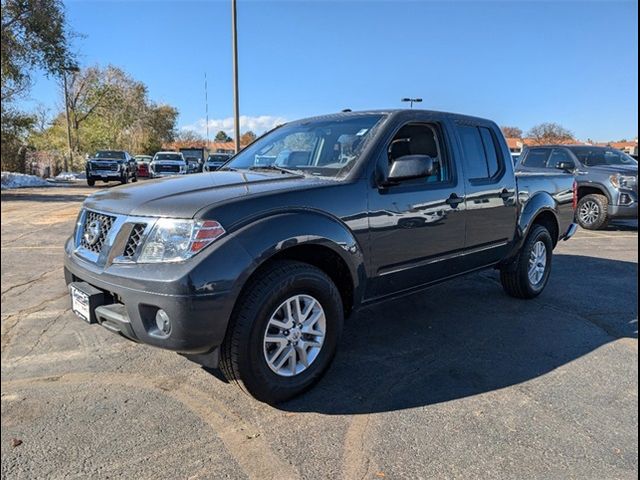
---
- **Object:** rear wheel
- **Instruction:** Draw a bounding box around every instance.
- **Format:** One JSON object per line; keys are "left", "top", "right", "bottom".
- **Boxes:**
{"left": 220, "top": 260, "right": 343, "bottom": 404}
{"left": 576, "top": 194, "right": 609, "bottom": 230}
{"left": 87, "top": 177, "right": 95, "bottom": 187}
{"left": 131, "top": 173, "right": 138, "bottom": 183}
{"left": 500, "top": 224, "right": 553, "bottom": 299}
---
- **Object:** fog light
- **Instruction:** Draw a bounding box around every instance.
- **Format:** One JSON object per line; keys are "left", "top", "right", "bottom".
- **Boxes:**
{"left": 155, "top": 309, "right": 171, "bottom": 335}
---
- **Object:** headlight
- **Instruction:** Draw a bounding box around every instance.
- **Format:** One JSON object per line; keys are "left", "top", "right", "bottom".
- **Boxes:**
{"left": 138, "top": 218, "right": 225, "bottom": 263}
{"left": 610, "top": 174, "right": 637, "bottom": 189}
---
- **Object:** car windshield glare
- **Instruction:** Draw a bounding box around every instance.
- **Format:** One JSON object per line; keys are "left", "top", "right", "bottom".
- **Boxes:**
{"left": 155, "top": 154, "right": 182, "bottom": 161}
{"left": 95, "top": 151, "right": 126, "bottom": 160}
{"left": 225, "top": 114, "right": 386, "bottom": 178}
{"left": 571, "top": 147, "right": 638, "bottom": 167}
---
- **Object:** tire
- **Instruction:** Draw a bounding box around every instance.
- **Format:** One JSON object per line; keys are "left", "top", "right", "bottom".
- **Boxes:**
{"left": 131, "top": 174, "right": 138, "bottom": 183}
{"left": 220, "top": 260, "right": 344, "bottom": 404}
{"left": 500, "top": 224, "right": 553, "bottom": 299}
{"left": 87, "top": 177, "right": 95, "bottom": 187}
{"left": 576, "top": 194, "right": 609, "bottom": 230}
{"left": 120, "top": 172, "right": 129, "bottom": 184}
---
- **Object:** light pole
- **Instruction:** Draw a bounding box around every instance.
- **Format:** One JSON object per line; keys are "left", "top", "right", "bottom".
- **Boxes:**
{"left": 62, "top": 64, "right": 80, "bottom": 171}
{"left": 401, "top": 97, "right": 423, "bottom": 109}
{"left": 231, "top": 0, "right": 240, "bottom": 153}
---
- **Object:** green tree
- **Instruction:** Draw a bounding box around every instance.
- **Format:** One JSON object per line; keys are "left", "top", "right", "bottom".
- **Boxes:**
{"left": 215, "top": 130, "right": 232, "bottom": 142}
{"left": 1, "top": 0, "right": 75, "bottom": 102}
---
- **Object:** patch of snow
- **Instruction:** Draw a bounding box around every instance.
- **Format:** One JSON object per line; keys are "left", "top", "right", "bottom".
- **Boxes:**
{"left": 1, "top": 172, "right": 52, "bottom": 190}
{"left": 54, "top": 171, "right": 86, "bottom": 181}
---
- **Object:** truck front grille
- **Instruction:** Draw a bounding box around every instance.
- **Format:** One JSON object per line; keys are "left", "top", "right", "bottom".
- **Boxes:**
{"left": 156, "top": 164, "right": 180, "bottom": 173}
{"left": 123, "top": 223, "right": 147, "bottom": 258}
{"left": 79, "top": 211, "right": 116, "bottom": 254}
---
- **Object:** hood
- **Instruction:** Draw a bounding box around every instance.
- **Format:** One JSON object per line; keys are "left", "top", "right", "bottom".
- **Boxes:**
{"left": 587, "top": 164, "right": 638, "bottom": 175}
{"left": 83, "top": 171, "right": 331, "bottom": 217}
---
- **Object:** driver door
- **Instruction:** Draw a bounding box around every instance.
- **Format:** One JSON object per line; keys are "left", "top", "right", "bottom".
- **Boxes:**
{"left": 367, "top": 120, "right": 466, "bottom": 298}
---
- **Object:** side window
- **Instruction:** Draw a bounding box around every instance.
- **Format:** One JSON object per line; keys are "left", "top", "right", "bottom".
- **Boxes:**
{"left": 386, "top": 123, "right": 448, "bottom": 184}
{"left": 458, "top": 125, "right": 488, "bottom": 179}
{"left": 522, "top": 148, "right": 551, "bottom": 168}
{"left": 458, "top": 125, "right": 504, "bottom": 180}
{"left": 548, "top": 149, "right": 574, "bottom": 168}
{"left": 478, "top": 127, "right": 500, "bottom": 177}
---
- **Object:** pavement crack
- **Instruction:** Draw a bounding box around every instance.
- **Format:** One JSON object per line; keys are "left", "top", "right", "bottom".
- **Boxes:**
{"left": 1, "top": 267, "right": 62, "bottom": 298}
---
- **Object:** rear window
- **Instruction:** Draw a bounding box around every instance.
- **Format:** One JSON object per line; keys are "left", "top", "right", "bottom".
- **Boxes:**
{"left": 522, "top": 148, "right": 551, "bottom": 168}
{"left": 458, "top": 125, "right": 504, "bottom": 180}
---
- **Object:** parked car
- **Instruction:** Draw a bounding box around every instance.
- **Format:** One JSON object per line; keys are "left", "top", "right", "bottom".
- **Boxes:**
{"left": 517, "top": 145, "right": 638, "bottom": 229}
{"left": 134, "top": 155, "right": 153, "bottom": 178}
{"left": 180, "top": 147, "right": 208, "bottom": 172}
{"left": 149, "top": 152, "right": 187, "bottom": 178}
{"left": 203, "top": 153, "right": 232, "bottom": 172}
{"left": 65, "top": 110, "right": 577, "bottom": 403}
{"left": 85, "top": 150, "right": 137, "bottom": 186}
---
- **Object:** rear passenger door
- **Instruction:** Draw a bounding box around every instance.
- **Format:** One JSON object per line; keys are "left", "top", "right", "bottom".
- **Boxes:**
{"left": 455, "top": 122, "right": 518, "bottom": 265}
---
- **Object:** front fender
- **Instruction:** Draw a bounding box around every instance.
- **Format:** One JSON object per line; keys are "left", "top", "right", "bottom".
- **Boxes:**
{"left": 230, "top": 210, "right": 367, "bottom": 307}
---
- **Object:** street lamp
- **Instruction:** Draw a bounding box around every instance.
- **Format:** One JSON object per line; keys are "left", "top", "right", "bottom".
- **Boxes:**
{"left": 61, "top": 64, "right": 80, "bottom": 172}
{"left": 401, "top": 97, "right": 423, "bottom": 109}
{"left": 231, "top": 0, "right": 240, "bottom": 153}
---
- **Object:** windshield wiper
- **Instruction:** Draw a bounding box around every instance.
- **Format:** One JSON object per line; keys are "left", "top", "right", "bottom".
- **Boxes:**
{"left": 248, "top": 165, "right": 304, "bottom": 176}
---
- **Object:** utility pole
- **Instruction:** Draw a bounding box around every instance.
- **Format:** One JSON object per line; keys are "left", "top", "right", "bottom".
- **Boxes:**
{"left": 205, "top": 72, "right": 210, "bottom": 146}
{"left": 231, "top": 0, "right": 240, "bottom": 153}
{"left": 62, "top": 65, "right": 80, "bottom": 171}
{"left": 63, "top": 72, "right": 73, "bottom": 172}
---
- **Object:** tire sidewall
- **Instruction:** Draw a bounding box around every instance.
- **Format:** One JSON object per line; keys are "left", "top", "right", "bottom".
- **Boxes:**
{"left": 520, "top": 226, "right": 553, "bottom": 296}
{"left": 577, "top": 194, "right": 608, "bottom": 230}
{"left": 238, "top": 269, "right": 343, "bottom": 402}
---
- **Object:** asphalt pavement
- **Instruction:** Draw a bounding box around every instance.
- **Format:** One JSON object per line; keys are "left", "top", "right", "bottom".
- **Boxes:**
{"left": 1, "top": 184, "right": 637, "bottom": 479}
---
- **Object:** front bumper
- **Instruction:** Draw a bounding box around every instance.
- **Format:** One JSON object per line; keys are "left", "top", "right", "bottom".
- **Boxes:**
{"left": 64, "top": 235, "right": 254, "bottom": 355}
{"left": 88, "top": 171, "right": 122, "bottom": 179}
{"left": 609, "top": 202, "right": 638, "bottom": 219}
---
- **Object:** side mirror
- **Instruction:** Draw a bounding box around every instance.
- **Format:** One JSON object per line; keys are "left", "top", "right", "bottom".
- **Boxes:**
{"left": 556, "top": 161, "right": 575, "bottom": 172}
{"left": 386, "top": 155, "right": 434, "bottom": 183}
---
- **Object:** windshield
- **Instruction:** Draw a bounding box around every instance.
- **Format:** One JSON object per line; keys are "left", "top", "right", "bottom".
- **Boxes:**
{"left": 95, "top": 151, "right": 125, "bottom": 160}
{"left": 225, "top": 114, "right": 386, "bottom": 178}
{"left": 154, "top": 153, "right": 183, "bottom": 161}
{"left": 571, "top": 147, "right": 638, "bottom": 167}
{"left": 207, "top": 154, "right": 230, "bottom": 163}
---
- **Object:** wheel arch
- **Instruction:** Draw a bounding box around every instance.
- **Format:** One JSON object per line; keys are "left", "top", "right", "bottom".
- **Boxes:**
{"left": 229, "top": 211, "right": 366, "bottom": 317}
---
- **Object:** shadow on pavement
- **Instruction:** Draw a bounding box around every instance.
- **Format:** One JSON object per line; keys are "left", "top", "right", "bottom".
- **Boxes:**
{"left": 278, "top": 254, "right": 637, "bottom": 414}
{"left": 605, "top": 220, "right": 638, "bottom": 232}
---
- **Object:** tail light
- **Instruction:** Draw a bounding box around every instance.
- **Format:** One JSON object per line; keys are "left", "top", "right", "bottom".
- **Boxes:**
{"left": 572, "top": 180, "right": 578, "bottom": 210}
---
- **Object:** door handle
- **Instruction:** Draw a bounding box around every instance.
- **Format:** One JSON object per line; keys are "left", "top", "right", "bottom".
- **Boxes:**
{"left": 445, "top": 193, "right": 464, "bottom": 207}
{"left": 499, "top": 189, "right": 514, "bottom": 199}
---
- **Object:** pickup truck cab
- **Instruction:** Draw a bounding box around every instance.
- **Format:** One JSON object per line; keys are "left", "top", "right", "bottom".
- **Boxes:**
{"left": 517, "top": 145, "right": 638, "bottom": 229}
{"left": 65, "top": 110, "right": 577, "bottom": 403}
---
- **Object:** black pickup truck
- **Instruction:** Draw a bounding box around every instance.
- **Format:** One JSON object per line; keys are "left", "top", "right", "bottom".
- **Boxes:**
{"left": 65, "top": 110, "right": 577, "bottom": 403}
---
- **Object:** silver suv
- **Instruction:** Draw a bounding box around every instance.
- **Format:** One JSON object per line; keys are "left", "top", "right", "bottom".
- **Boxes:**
{"left": 518, "top": 145, "right": 638, "bottom": 229}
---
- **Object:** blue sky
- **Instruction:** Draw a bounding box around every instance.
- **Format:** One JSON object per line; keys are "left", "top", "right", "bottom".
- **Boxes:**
{"left": 22, "top": 0, "right": 639, "bottom": 140}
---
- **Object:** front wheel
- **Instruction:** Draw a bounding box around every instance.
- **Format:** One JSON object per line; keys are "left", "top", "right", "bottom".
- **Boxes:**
{"left": 576, "top": 194, "right": 609, "bottom": 230}
{"left": 220, "top": 260, "right": 344, "bottom": 404}
{"left": 120, "top": 171, "right": 129, "bottom": 184}
{"left": 87, "top": 177, "right": 95, "bottom": 187}
{"left": 500, "top": 224, "right": 553, "bottom": 299}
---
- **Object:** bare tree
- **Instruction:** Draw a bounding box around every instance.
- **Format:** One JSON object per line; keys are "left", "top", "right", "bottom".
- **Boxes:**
{"left": 501, "top": 126, "right": 523, "bottom": 138}
{"left": 526, "top": 123, "right": 574, "bottom": 145}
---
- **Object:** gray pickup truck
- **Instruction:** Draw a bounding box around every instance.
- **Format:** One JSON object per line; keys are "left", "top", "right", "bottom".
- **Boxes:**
{"left": 65, "top": 110, "right": 577, "bottom": 403}
{"left": 517, "top": 145, "right": 638, "bottom": 229}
